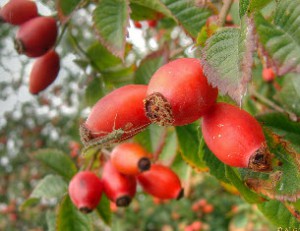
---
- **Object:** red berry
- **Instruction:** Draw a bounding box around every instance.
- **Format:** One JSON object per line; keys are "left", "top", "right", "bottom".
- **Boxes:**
{"left": 148, "top": 20, "right": 157, "bottom": 28}
{"left": 82, "top": 85, "right": 150, "bottom": 142}
{"left": 262, "top": 67, "right": 275, "bottom": 82}
{"left": 29, "top": 50, "right": 60, "bottom": 94}
{"left": 145, "top": 58, "right": 218, "bottom": 126}
{"left": 0, "top": 0, "right": 38, "bottom": 25}
{"left": 111, "top": 143, "right": 151, "bottom": 175}
{"left": 15, "top": 16, "right": 58, "bottom": 57}
{"left": 191, "top": 221, "right": 202, "bottom": 230}
{"left": 68, "top": 171, "right": 103, "bottom": 213}
{"left": 102, "top": 160, "right": 137, "bottom": 207}
{"left": 134, "top": 21, "right": 142, "bottom": 28}
{"left": 137, "top": 164, "right": 183, "bottom": 200}
{"left": 202, "top": 204, "right": 214, "bottom": 214}
{"left": 201, "top": 102, "right": 272, "bottom": 171}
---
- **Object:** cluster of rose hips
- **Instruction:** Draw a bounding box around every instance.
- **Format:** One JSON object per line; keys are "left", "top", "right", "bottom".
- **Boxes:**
{"left": 69, "top": 142, "right": 183, "bottom": 213}
{"left": 81, "top": 57, "right": 272, "bottom": 172}
{"left": 0, "top": 0, "right": 60, "bottom": 94}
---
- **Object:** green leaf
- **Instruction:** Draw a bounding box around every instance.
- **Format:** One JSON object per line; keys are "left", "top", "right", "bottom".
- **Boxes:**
{"left": 225, "top": 166, "right": 262, "bottom": 203}
{"left": 239, "top": 0, "right": 272, "bottom": 17}
{"left": 277, "top": 74, "right": 300, "bottom": 116}
{"left": 201, "top": 17, "right": 255, "bottom": 103}
{"left": 176, "top": 123, "right": 205, "bottom": 171}
{"left": 254, "top": 1, "right": 300, "bottom": 75}
{"left": 134, "top": 125, "right": 169, "bottom": 156}
{"left": 31, "top": 175, "right": 68, "bottom": 199}
{"left": 86, "top": 42, "right": 122, "bottom": 73}
{"left": 95, "top": 194, "right": 111, "bottom": 225}
{"left": 241, "top": 128, "right": 300, "bottom": 203}
{"left": 93, "top": 0, "right": 130, "bottom": 60}
{"left": 257, "top": 113, "right": 300, "bottom": 152}
{"left": 159, "top": 130, "right": 178, "bottom": 164}
{"left": 34, "top": 149, "right": 77, "bottom": 180}
{"left": 239, "top": 0, "right": 250, "bottom": 17}
{"left": 102, "top": 65, "right": 135, "bottom": 87}
{"left": 160, "top": 0, "right": 211, "bottom": 38}
{"left": 56, "top": 195, "right": 93, "bottom": 231}
{"left": 258, "top": 200, "right": 300, "bottom": 227}
{"left": 130, "top": 3, "right": 160, "bottom": 21}
{"left": 85, "top": 78, "right": 104, "bottom": 107}
{"left": 203, "top": 145, "right": 229, "bottom": 183}
{"left": 130, "top": 0, "right": 174, "bottom": 19}
{"left": 21, "top": 175, "right": 68, "bottom": 210}
{"left": 19, "top": 198, "right": 40, "bottom": 211}
{"left": 56, "top": 0, "right": 81, "bottom": 21}
{"left": 265, "top": 131, "right": 300, "bottom": 202}
{"left": 134, "top": 49, "right": 167, "bottom": 84}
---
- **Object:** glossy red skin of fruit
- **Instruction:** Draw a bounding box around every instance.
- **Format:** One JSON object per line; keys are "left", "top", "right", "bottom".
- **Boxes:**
{"left": 15, "top": 16, "right": 57, "bottom": 57}
{"left": 102, "top": 160, "right": 137, "bottom": 206}
{"left": 137, "top": 164, "right": 183, "bottom": 200}
{"left": 0, "top": 0, "right": 38, "bottom": 25}
{"left": 262, "top": 68, "right": 275, "bottom": 82}
{"left": 84, "top": 85, "right": 150, "bottom": 140}
{"left": 201, "top": 102, "right": 266, "bottom": 168}
{"left": 29, "top": 50, "right": 60, "bottom": 94}
{"left": 68, "top": 171, "right": 103, "bottom": 213}
{"left": 111, "top": 143, "right": 151, "bottom": 175}
{"left": 145, "top": 58, "right": 218, "bottom": 126}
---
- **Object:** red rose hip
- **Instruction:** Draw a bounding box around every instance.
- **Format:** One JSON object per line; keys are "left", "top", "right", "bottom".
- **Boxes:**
{"left": 68, "top": 171, "right": 103, "bottom": 213}
{"left": 262, "top": 67, "right": 275, "bottom": 82}
{"left": 0, "top": 0, "right": 38, "bottom": 25}
{"left": 102, "top": 160, "right": 137, "bottom": 207}
{"left": 201, "top": 102, "right": 272, "bottom": 171}
{"left": 29, "top": 49, "right": 60, "bottom": 94}
{"left": 145, "top": 58, "right": 218, "bottom": 126}
{"left": 15, "top": 16, "right": 58, "bottom": 57}
{"left": 81, "top": 85, "right": 150, "bottom": 145}
{"left": 111, "top": 143, "right": 151, "bottom": 175}
{"left": 137, "top": 164, "right": 183, "bottom": 200}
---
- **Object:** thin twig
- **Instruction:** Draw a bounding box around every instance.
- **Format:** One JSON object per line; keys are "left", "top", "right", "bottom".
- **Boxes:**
{"left": 54, "top": 22, "right": 69, "bottom": 49}
{"left": 153, "top": 128, "right": 168, "bottom": 162}
{"left": 218, "top": 0, "right": 234, "bottom": 27}
{"left": 250, "top": 89, "right": 298, "bottom": 122}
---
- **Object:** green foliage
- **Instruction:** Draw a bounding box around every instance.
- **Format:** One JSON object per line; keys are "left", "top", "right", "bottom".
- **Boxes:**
{"left": 278, "top": 74, "right": 300, "bottom": 116}
{"left": 239, "top": 0, "right": 272, "bottom": 17}
{"left": 93, "top": 0, "right": 130, "bottom": 59}
{"left": 201, "top": 17, "right": 254, "bottom": 103}
{"left": 258, "top": 200, "right": 300, "bottom": 228}
{"left": 176, "top": 123, "right": 206, "bottom": 171}
{"left": 161, "top": 0, "right": 211, "bottom": 38}
{"left": 254, "top": 0, "right": 300, "bottom": 75}
{"left": 56, "top": 0, "right": 82, "bottom": 19}
{"left": 56, "top": 195, "right": 93, "bottom": 231}
{"left": 34, "top": 149, "right": 77, "bottom": 180}
{"left": 95, "top": 194, "right": 111, "bottom": 225}
{"left": 134, "top": 49, "right": 167, "bottom": 84}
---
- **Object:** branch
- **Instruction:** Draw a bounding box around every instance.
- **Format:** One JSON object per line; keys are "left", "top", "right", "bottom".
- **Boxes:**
{"left": 250, "top": 89, "right": 298, "bottom": 122}
{"left": 218, "top": 0, "right": 233, "bottom": 27}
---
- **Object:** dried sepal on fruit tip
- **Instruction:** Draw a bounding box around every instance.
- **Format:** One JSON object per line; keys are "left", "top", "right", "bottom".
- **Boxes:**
{"left": 116, "top": 195, "right": 132, "bottom": 207}
{"left": 144, "top": 92, "right": 174, "bottom": 126}
{"left": 248, "top": 144, "right": 273, "bottom": 172}
{"left": 137, "top": 157, "right": 151, "bottom": 172}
